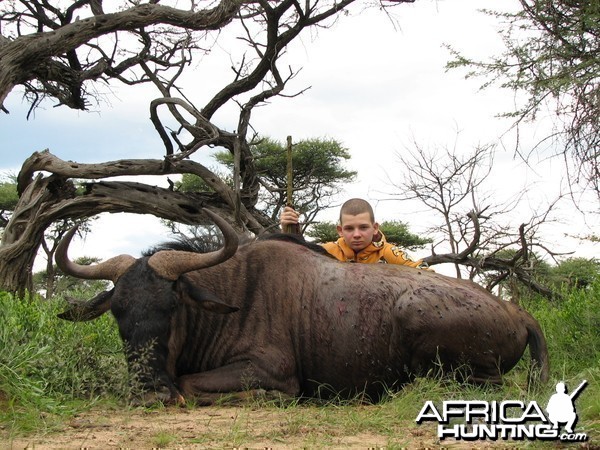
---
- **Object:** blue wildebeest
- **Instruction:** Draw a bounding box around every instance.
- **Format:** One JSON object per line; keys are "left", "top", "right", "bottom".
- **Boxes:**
{"left": 56, "top": 210, "right": 549, "bottom": 405}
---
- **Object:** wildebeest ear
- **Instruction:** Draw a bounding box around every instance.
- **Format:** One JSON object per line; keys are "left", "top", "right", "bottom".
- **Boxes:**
{"left": 58, "top": 288, "right": 113, "bottom": 322}
{"left": 178, "top": 276, "right": 239, "bottom": 314}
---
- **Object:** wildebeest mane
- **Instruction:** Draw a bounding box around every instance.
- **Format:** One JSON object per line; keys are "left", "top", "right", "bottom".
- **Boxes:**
{"left": 258, "top": 232, "right": 333, "bottom": 257}
{"left": 143, "top": 235, "right": 223, "bottom": 256}
{"left": 144, "top": 232, "right": 331, "bottom": 258}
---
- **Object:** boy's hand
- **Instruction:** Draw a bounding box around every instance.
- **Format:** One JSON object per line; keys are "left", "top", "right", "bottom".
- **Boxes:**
{"left": 280, "top": 206, "right": 300, "bottom": 227}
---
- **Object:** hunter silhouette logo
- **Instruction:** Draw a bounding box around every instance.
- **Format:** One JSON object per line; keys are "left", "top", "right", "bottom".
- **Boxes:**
{"left": 546, "top": 380, "right": 587, "bottom": 434}
{"left": 415, "top": 380, "right": 589, "bottom": 442}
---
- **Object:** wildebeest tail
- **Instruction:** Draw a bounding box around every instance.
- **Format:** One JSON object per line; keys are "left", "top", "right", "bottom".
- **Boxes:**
{"left": 525, "top": 312, "right": 550, "bottom": 385}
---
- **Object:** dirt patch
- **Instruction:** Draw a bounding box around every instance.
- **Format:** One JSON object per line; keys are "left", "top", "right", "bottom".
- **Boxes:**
{"left": 4, "top": 405, "right": 527, "bottom": 449}
{"left": 6, "top": 406, "right": 391, "bottom": 449}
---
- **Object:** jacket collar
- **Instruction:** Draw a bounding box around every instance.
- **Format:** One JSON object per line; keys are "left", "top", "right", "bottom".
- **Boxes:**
{"left": 336, "top": 232, "right": 388, "bottom": 261}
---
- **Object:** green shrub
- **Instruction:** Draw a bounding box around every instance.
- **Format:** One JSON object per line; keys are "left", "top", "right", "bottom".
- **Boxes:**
{"left": 0, "top": 290, "right": 127, "bottom": 432}
{"left": 520, "top": 281, "right": 600, "bottom": 376}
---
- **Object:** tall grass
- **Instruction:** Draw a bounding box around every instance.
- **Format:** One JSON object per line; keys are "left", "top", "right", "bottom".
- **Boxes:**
{"left": 0, "top": 290, "right": 128, "bottom": 433}
{"left": 1, "top": 281, "right": 599, "bottom": 442}
{"left": 520, "top": 281, "right": 600, "bottom": 376}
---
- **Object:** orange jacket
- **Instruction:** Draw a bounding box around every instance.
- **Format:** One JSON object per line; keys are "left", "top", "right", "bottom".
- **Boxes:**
{"left": 321, "top": 233, "right": 426, "bottom": 267}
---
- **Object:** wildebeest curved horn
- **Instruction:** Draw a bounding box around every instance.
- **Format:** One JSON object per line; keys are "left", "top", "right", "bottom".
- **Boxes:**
{"left": 56, "top": 226, "right": 137, "bottom": 282}
{"left": 148, "top": 208, "right": 239, "bottom": 281}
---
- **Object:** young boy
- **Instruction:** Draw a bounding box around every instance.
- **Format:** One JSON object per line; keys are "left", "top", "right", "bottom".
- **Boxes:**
{"left": 280, "top": 198, "right": 426, "bottom": 267}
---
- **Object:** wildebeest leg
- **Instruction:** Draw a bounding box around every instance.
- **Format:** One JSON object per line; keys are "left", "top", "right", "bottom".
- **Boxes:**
{"left": 177, "top": 361, "right": 298, "bottom": 405}
{"left": 467, "top": 371, "right": 504, "bottom": 385}
{"left": 183, "top": 389, "right": 293, "bottom": 406}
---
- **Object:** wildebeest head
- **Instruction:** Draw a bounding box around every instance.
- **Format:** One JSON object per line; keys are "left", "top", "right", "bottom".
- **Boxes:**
{"left": 55, "top": 209, "right": 240, "bottom": 403}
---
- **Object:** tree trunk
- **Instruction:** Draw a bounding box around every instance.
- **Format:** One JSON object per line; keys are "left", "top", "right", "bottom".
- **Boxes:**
{"left": 45, "top": 254, "right": 55, "bottom": 300}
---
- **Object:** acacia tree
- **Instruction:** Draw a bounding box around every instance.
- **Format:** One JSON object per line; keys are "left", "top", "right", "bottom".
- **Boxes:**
{"left": 392, "top": 140, "right": 566, "bottom": 299}
{"left": 215, "top": 137, "right": 357, "bottom": 232}
{"left": 446, "top": 1, "right": 600, "bottom": 199}
{"left": 0, "top": 0, "right": 413, "bottom": 296}
{"left": 163, "top": 137, "right": 356, "bottom": 238}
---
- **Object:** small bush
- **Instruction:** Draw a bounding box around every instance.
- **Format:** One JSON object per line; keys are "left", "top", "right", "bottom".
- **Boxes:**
{"left": 0, "top": 289, "right": 127, "bottom": 432}
{"left": 520, "top": 281, "right": 600, "bottom": 375}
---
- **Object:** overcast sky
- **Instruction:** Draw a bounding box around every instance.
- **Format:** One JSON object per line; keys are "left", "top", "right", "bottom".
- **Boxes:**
{"left": 1, "top": 0, "right": 598, "bottom": 271}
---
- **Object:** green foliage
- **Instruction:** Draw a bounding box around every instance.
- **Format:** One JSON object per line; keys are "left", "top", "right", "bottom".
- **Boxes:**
{"left": 172, "top": 137, "right": 357, "bottom": 235}
{"left": 215, "top": 137, "right": 356, "bottom": 222}
{"left": 306, "top": 220, "right": 430, "bottom": 250}
{"left": 520, "top": 281, "right": 600, "bottom": 375}
{"left": 33, "top": 256, "right": 109, "bottom": 297}
{"left": 446, "top": 1, "right": 600, "bottom": 191}
{"left": 215, "top": 137, "right": 356, "bottom": 192}
{"left": 0, "top": 181, "right": 18, "bottom": 211}
{"left": 176, "top": 171, "right": 234, "bottom": 193}
{"left": 0, "top": 176, "right": 18, "bottom": 229}
{"left": 305, "top": 222, "right": 339, "bottom": 243}
{"left": 177, "top": 172, "right": 211, "bottom": 192}
{"left": 378, "top": 221, "right": 432, "bottom": 251}
{"left": 0, "top": 290, "right": 127, "bottom": 433}
{"left": 550, "top": 257, "right": 600, "bottom": 289}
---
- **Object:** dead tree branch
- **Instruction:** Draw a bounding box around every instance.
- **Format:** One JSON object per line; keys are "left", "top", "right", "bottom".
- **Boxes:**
{"left": 423, "top": 213, "right": 561, "bottom": 300}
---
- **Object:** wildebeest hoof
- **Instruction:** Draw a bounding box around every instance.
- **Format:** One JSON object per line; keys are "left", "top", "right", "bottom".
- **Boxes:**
{"left": 256, "top": 389, "right": 293, "bottom": 403}
{"left": 129, "top": 388, "right": 185, "bottom": 407}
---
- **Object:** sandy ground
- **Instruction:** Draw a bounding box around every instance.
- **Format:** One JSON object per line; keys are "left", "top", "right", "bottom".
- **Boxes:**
{"left": 2, "top": 405, "right": 526, "bottom": 449}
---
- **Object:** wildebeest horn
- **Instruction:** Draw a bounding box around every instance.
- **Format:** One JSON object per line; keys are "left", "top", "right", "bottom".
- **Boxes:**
{"left": 148, "top": 208, "right": 239, "bottom": 281}
{"left": 56, "top": 227, "right": 137, "bottom": 282}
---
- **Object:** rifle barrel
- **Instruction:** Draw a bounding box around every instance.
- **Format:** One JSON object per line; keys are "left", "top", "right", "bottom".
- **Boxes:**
{"left": 569, "top": 380, "right": 588, "bottom": 400}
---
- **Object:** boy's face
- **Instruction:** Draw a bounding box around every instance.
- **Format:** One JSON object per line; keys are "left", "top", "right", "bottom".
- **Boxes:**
{"left": 337, "top": 212, "right": 379, "bottom": 253}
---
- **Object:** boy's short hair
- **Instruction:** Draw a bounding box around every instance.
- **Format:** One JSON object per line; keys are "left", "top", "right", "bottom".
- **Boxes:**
{"left": 339, "top": 198, "right": 375, "bottom": 223}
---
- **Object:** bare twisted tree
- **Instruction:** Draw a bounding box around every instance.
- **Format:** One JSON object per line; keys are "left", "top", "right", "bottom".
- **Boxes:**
{"left": 0, "top": 0, "right": 414, "bottom": 296}
{"left": 393, "top": 139, "right": 568, "bottom": 300}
